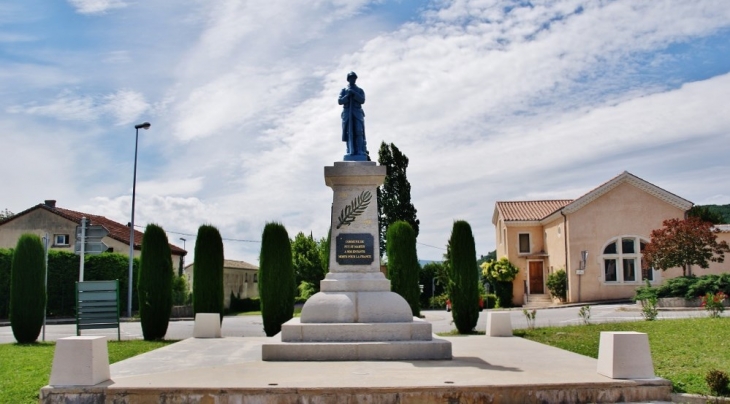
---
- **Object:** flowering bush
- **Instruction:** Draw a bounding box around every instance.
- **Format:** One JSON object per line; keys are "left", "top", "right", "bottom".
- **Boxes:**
{"left": 481, "top": 258, "right": 519, "bottom": 282}
{"left": 701, "top": 291, "right": 727, "bottom": 318}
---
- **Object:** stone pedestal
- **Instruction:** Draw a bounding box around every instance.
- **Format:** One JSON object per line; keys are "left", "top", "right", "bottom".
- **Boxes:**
{"left": 49, "top": 336, "right": 110, "bottom": 386}
{"left": 597, "top": 331, "right": 655, "bottom": 379}
{"left": 263, "top": 162, "right": 451, "bottom": 361}
{"left": 193, "top": 313, "right": 222, "bottom": 338}
{"left": 486, "top": 311, "right": 513, "bottom": 337}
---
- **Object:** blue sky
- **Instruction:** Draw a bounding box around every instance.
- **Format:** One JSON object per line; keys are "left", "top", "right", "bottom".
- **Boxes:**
{"left": 2, "top": 0, "right": 730, "bottom": 263}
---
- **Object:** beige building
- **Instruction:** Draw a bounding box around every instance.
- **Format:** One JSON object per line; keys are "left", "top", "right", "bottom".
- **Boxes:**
{"left": 490, "top": 171, "right": 723, "bottom": 306}
{"left": 184, "top": 259, "right": 259, "bottom": 309}
{"left": 0, "top": 200, "right": 186, "bottom": 266}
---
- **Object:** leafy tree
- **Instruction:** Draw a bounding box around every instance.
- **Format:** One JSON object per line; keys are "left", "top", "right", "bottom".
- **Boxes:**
{"left": 318, "top": 233, "right": 331, "bottom": 273}
{"left": 386, "top": 221, "right": 420, "bottom": 317}
{"left": 420, "top": 261, "right": 446, "bottom": 308}
{"left": 693, "top": 204, "right": 730, "bottom": 224}
{"left": 688, "top": 206, "right": 724, "bottom": 225}
{"left": 377, "top": 142, "right": 419, "bottom": 257}
{"left": 0, "top": 209, "right": 13, "bottom": 220}
{"left": 10, "top": 234, "right": 46, "bottom": 343}
{"left": 447, "top": 220, "right": 480, "bottom": 334}
{"left": 481, "top": 257, "right": 519, "bottom": 308}
{"left": 643, "top": 217, "right": 730, "bottom": 276}
{"left": 259, "top": 222, "right": 295, "bottom": 336}
{"left": 292, "top": 232, "right": 325, "bottom": 296}
{"left": 193, "top": 225, "right": 224, "bottom": 320}
{"left": 137, "top": 224, "right": 173, "bottom": 341}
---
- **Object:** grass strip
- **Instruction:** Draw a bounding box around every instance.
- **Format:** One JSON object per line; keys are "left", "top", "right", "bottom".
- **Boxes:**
{"left": 514, "top": 318, "right": 730, "bottom": 395}
{"left": 0, "top": 339, "right": 176, "bottom": 404}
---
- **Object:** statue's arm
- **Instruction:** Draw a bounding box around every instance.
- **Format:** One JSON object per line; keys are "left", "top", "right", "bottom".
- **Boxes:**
{"left": 338, "top": 89, "right": 348, "bottom": 105}
{"left": 351, "top": 87, "right": 365, "bottom": 105}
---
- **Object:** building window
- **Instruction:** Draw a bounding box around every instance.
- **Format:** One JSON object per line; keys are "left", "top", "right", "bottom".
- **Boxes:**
{"left": 54, "top": 234, "right": 70, "bottom": 246}
{"left": 518, "top": 233, "right": 530, "bottom": 254}
{"left": 557, "top": 226, "right": 562, "bottom": 237}
{"left": 640, "top": 241, "right": 653, "bottom": 281}
{"left": 601, "top": 236, "right": 651, "bottom": 283}
{"left": 253, "top": 274, "right": 258, "bottom": 283}
{"left": 501, "top": 228, "right": 506, "bottom": 245}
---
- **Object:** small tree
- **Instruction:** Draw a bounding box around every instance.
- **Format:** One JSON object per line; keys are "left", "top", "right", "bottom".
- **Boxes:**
{"left": 10, "top": 234, "right": 46, "bottom": 343}
{"left": 292, "top": 232, "right": 325, "bottom": 296}
{"left": 481, "top": 258, "right": 519, "bottom": 308}
{"left": 259, "top": 222, "right": 295, "bottom": 336}
{"left": 448, "top": 220, "right": 480, "bottom": 334}
{"left": 0, "top": 209, "right": 13, "bottom": 220}
{"left": 193, "top": 225, "right": 224, "bottom": 320}
{"left": 386, "top": 221, "right": 420, "bottom": 317}
{"left": 643, "top": 217, "right": 730, "bottom": 276}
{"left": 138, "top": 224, "right": 173, "bottom": 341}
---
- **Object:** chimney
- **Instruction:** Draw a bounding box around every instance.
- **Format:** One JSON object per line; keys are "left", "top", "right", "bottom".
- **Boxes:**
{"left": 44, "top": 200, "right": 57, "bottom": 208}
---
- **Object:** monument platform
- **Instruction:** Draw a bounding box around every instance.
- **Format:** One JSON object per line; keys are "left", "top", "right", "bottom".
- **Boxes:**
{"left": 40, "top": 335, "right": 672, "bottom": 403}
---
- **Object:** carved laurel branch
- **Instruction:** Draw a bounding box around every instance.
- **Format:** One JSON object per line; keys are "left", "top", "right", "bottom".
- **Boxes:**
{"left": 336, "top": 190, "right": 372, "bottom": 229}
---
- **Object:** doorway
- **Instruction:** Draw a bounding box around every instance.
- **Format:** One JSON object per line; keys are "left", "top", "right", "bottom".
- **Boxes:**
{"left": 529, "top": 261, "right": 544, "bottom": 294}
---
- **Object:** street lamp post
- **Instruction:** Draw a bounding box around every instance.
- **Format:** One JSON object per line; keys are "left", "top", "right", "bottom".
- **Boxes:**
{"left": 179, "top": 237, "right": 186, "bottom": 277}
{"left": 127, "top": 122, "right": 150, "bottom": 318}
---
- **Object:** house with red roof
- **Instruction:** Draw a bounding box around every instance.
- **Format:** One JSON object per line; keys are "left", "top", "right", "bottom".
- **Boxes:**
{"left": 492, "top": 171, "right": 707, "bottom": 306}
{"left": 0, "top": 200, "right": 186, "bottom": 267}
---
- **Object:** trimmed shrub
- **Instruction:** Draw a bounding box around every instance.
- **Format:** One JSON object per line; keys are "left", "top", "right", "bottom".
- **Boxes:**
{"left": 546, "top": 269, "right": 567, "bottom": 301}
{"left": 386, "top": 221, "right": 420, "bottom": 317}
{"left": 1, "top": 249, "right": 139, "bottom": 319}
{"left": 137, "top": 224, "right": 173, "bottom": 340}
{"left": 448, "top": 220, "right": 480, "bottom": 334}
{"left": 0, "top": 249, "right": 12, "bottom": 319}
{"left": 229, "top": 295, "right": 260, "bottom": 313}
{"left": 10, "top": 234, "right": 46, "bottom": 343}
{"left": 192, "top": 225, "right": 224, "bottom": 321}
{"left": 259, "top": 222, "right": 295, "bottom": 337}
{"left": 85, "top": 252, "right": 139, "bottom": 315}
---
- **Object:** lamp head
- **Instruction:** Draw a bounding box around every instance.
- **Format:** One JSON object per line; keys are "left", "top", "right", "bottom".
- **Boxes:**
{"left": 135, "top": 122, "right": 151, "bottom": 130}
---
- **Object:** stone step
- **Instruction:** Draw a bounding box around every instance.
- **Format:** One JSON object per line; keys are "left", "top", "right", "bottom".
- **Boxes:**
{"left": 281, "top": 317, "right": 433, "bottom": 342}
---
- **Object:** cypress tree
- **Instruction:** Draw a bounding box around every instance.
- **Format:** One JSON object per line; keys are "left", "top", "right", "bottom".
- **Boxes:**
{"left": 10, "top": 234, "right": 46, "bottom": 343}
{"left": 386, "top": 221, "right": 420, "bottom": 317}
{"left": 448, "top": 220, "right": 480, "bottom": 334}
{"left": 138, "top": 224, "right": 173, "bottom": 340}
{"left": 192, "top": 225, "right": 224, "bottom": 320}
{"left": 259, "top": 222, "right": 294, "bottom": 336}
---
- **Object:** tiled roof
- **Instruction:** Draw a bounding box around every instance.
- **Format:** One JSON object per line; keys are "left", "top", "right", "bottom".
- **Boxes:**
{"left": 496, "top": 200, "right": 573, "bottom": 221}
{"left": 1, "top": 203, "right": 186, "bottom": 255}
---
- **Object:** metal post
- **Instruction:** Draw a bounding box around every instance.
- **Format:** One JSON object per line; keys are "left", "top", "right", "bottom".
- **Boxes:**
{"left": 42, "top": 233, "right": 49, "bottom": 342}
{"left": 79, "top": 217, "right": 86, "bottom": 282}
{"left": 128, "top": 122, "right": 150, "bottom": 318}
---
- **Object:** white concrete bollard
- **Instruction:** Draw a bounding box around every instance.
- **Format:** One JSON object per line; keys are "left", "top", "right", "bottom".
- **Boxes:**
{"left": 486, "top": 311, "right": 513, "bottom": 337}
{"left": 49, "top": 336, "right": 110, "bottom": 386}
{"left": 193, "top": 313, "right": 222, "bottom": 338}
{"left": 597, "top": 331, "right": 655, "bottom": 379}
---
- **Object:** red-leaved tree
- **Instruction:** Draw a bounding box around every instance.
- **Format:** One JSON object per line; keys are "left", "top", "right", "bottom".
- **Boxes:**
{"left": 643, "top": 217, "right": 730, "bottom": 276}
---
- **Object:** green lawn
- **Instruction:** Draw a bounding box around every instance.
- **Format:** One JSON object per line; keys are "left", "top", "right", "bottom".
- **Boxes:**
{"left": 0, "top": 340, "right": 176, "bottom": 404}
{"left": 514, "top": 318, "right": 730, "bottom": 396}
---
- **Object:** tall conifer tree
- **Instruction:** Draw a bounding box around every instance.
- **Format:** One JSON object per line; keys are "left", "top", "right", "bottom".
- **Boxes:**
{"left": 386, "top": 221, "right": 420, "bottom": 317}
{"left": 193, "top": 225, "right": 225, "bottom": 320}
{"left": 259, "top": 222, "right": 295, "bottom": 336}
{"left": 377, "top": 142, "right": 419, "bottom": 257}
{"left": 10, "top": 234, "right": 46, "bottom": 343}
{"left": 137, "top": 224, "right": 173, "bottom": 340}
{"left": 447, "top": 220, "right": 479, "bottom": 334}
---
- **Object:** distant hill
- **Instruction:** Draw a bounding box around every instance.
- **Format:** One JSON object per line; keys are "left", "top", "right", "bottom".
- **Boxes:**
{"left": 696, "top": 204, "right": 730, "bottom": 224}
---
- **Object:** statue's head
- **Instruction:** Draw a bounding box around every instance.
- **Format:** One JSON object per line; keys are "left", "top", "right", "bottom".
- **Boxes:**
{"left": 347, "top": 71, "right": 358, "bottom": 83}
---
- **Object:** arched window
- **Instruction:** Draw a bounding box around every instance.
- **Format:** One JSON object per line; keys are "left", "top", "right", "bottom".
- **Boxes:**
{"left": 601, "top": 236, "right": 653, "bottom": 284}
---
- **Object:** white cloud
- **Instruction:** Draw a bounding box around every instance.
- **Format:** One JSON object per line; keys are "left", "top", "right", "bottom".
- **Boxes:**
{"left": 67, "top": 0, "right": 127, "bottom": 15}
{"left": 7, "top": 89, "right": 149, "bottom": 125}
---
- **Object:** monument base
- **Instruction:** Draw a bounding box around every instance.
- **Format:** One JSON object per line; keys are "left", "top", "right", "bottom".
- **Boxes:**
{"left": 262, "top": 332, "right": 452, "bottom": 361}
